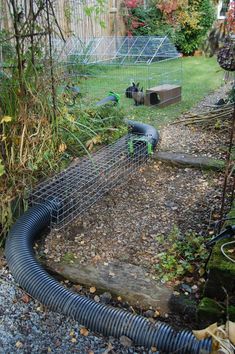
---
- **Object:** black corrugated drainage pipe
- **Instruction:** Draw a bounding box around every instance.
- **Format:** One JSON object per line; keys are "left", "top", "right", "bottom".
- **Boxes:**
{"left": 5, "top": 122, "right": 212, "bottom": 353}
{"left": 126, "top": 119, "right": 159, "bottom": 150}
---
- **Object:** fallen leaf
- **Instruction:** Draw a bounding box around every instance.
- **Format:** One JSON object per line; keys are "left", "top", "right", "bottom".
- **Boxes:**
{"left": 154, "top": 310, "right": 160, "bottom": 317}
{"left": 74, "top": 284, "right": 82, "bottom": 292}
{"left": 226, "top": 321, "right": 235, "bottom": 345}
{"left": 21, "top": 294, "right": 30, "bottom": 303}
{"left": 92, "top": 255, "right": 101, "bottom": 263}
{"left": 193, "top": 323, "right": 218, "bottom": 340}
{"left": 71, "top": 337, "right": 77, "bottom": 343}
{"left": 36, "top": 305, "right": 44, "bottom": 312}
{"left": 80, "top": 327, "right": 89, "bottom": 336}
{"left": 198, "top": 267, "right": 205, "bottom": 276}
{"left": 1, "top": 116, "right": 12, "bottom": 123}
{"left": 15, "top": 341, "right": 23, "bottom": 349}
{"left": 86, "top": 135, "right": 102, "bottom": 151}
{"left": 89, "top": 286, "right": 96, "bottom": 294}
{"left": 58, "top": 143, "right": 67, "bottom": 153}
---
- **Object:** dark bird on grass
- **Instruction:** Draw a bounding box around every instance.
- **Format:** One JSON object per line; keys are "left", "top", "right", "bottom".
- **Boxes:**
{"left": 65, "top": 85, "right": 80, "bottom": 95}
{"left": 64, "top": 85, "right": 81, "bottom": 107}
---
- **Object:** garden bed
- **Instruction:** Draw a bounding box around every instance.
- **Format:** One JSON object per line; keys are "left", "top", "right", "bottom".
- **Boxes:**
{"left": 43, "top": 162, "right": 222, "bottom": 273}
{"left": 42, "top": 82, "right": 232, "bottom": 277}
{"left": 1, "top": 81, "right": 234, "bottom": 354}
{"left": 40, "top": 81, "right": 235, "bottom": 318}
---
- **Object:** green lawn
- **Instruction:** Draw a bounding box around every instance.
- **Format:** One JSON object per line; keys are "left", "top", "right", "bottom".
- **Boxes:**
{"left": 77, "top": 56, "right": 224, "bottom": 128}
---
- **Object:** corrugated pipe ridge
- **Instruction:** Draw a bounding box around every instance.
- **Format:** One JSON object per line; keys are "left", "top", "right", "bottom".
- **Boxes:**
{"left": 5, "top": 122, "right": 212, "bottom": 353}
{"left": 126, "top": 119, "right": 159, "bottom": 150}
{"left": 5, "top": 203, "right": 212, "bottom": 353}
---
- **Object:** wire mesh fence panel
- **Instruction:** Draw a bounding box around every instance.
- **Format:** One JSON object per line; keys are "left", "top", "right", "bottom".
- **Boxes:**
{"left": 53, "top": 36, "right": 182, "bottom": 105}
{"left": 30, "top": 134, "right": 150, "bottom": 229}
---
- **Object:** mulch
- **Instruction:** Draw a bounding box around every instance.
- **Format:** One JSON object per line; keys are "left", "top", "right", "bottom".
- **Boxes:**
{"left": 42, "top": 83, "right": 234, "bottom": 280}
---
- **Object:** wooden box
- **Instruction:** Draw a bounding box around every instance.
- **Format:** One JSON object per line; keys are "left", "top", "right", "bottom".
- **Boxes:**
{"left": 145, "top": 84, "right": 181, "bottom": 108}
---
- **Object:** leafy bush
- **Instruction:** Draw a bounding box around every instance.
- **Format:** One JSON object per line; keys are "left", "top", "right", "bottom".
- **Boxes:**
{"left": 0, "top": 65, "right": 126, "bottom": 244}
{"left": 155, "top": 226, "right": 209, "bottom": 282}
{"left": 121, "top": 2, "right": 173, "bottom": 37}
{"left": 122, "top": 0, "right": 216, "bottom": 55}
{"left": 0, "top": 1, "right": 127, "bottom": 244}
{"left": 174, "top": 0, "right": 216, "bottom": 54}
{"left": 57, "top": 103, "right": 127, "bottom": 156}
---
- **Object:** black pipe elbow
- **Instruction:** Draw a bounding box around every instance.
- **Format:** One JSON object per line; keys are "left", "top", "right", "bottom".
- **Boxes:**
{"left": 127, "top": 119, "right": 160, "bottom": 151}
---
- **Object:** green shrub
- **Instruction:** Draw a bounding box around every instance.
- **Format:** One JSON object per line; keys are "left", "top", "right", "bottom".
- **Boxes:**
{"left": 122, "top": 0, "right": 216, "bottom": 55}
{"left": 175, "top": 0, "right": 216, "bottom": 54}
{"left": 155, "top": 226, "right": 209, "bottom": 282}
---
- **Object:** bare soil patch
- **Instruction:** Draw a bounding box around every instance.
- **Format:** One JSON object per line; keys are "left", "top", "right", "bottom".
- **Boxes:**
{"left": 43, "top": 161, "right": 223, "bottom": 277}
{"left": 42, "top": 84, "right": 233, "bottom": 285}
{"left": 44, "top": 84, "right": 234, "bottom": 272}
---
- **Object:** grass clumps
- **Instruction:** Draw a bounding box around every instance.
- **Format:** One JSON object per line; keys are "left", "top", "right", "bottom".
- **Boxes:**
{"left": 0, "top": 84, "right": 126, "bottom": 243}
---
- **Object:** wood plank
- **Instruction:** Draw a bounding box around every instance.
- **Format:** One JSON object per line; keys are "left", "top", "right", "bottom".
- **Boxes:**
{"left": 155, "top": 151, "right": 225, "bottom": 171}
{"left": 45, "top": 259, "right": 173, "bottom": 314}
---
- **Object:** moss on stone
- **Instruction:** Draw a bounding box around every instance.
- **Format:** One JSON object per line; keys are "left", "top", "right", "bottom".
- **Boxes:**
{"left": 198, "top": 298, "right": 235, "bottom": 322}
{"left": 207, "top": 201, "right": 235, "bottom": 273}
{"left": 201, "top": 202, "right": 235, "bottom": 316}
{"left": 198, "top": 297, "right": 225, "bottom": 321}
{"left": 208, "top": 243, "right": 235, "bottom": 272}
{"left": 228, "top": 306, "right": 235, "bottom": 321}
{"left": 61, "top": 252, "right": 76, "bottom": 264}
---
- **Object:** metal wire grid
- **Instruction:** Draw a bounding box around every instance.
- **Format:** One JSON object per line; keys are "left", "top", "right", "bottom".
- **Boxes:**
{"left": 30, "top": 134, "right": 149, "bottom": 229}
{"left": 56, "top": 58, "right": 182, "bottom": 103}
{"left": 52, "top": 36, "right": 180, "bottom": 65}
{"left": 53, "top": 36, "right": 182, "bottom": 103}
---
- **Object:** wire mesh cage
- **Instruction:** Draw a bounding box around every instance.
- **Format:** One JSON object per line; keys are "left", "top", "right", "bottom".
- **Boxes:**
{"left": 30, "top": 133, "right": 151, "bottom": 229}
{"left": 53, "top": 36, "right": 182, "bottom": 107}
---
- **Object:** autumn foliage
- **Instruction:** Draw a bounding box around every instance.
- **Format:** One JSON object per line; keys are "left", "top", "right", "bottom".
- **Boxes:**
{"left": 225, "top": 1, "right": 235, "bottom": 33}
{"left": 122, "top": 0, "right": 145, "bottom": 36}
{"left": 122, "top": 0, "right": 215, "bottom": 54}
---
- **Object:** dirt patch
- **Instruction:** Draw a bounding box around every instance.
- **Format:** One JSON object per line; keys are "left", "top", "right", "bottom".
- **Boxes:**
{"left": 160, "top": 124, "right": 228, "bottom": 159}
{"left": 43, "top": 162, "right": 223, "bottom": 276}
{"left": 160, "top": 81, "right": 232, "bottom": 159}
{"left": 41, "top": 83, "right": 233, "bottom": 293}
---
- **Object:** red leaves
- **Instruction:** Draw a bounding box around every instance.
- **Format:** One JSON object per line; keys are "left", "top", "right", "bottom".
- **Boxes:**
{"left": 157, "top": 0, "right": 179, "bottom": 15}
{"left": 225, "top": 2, "right": 235, "bottom": 33}
{"left": 131, "top": 19, "right": 145, "bottom": 29}
{"left": 123, "top": 0, "right": 145, "bottom": 35}
{"left": 124, "top": 0, "right": 140, "bottom": 9}
{"left": 21, "top": 293, "right": 31, "bottom": 303}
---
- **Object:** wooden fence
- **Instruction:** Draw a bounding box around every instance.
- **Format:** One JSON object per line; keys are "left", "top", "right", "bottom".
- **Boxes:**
{"left": 0, "top": 0, "right": 126, "bottom": 39}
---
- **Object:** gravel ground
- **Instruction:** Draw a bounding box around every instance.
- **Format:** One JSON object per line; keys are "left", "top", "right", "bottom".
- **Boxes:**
{"left": 0, "top": 266, "right": 152, "bottom": 354}
{"left": 160, "top": 82, "right": 233, "bottom": 158}
{"left": 0, "top": 83, "right": 233, "bottom": 354}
